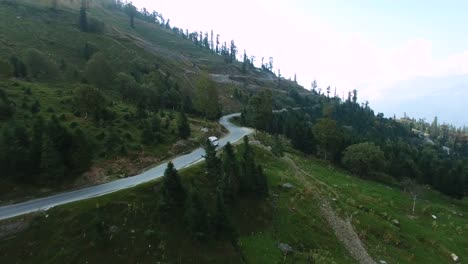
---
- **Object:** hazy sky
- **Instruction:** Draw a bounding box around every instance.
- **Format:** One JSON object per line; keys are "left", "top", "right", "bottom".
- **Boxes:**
{"left": 132, "top": 0, "right": 468, "bottom": 125}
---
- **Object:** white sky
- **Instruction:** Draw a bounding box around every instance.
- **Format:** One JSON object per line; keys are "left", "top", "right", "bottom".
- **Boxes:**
{"left": 131, "top": 0, "right": 468, "bottom": 124}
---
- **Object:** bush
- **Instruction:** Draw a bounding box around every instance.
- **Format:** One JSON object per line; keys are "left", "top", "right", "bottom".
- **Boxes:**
{"left": 87, "top": 18, "right": 105, "bottom": 33}
{"left": 342, "top": 142, "right": 385, "bottom": 178}
{"left": 84, "top": 53, "right": 114, "bottom": 89}
{"left": 24, "top": 49, "right": 59, "bottom": 80}
{"left": 0, "top": 59, "right": 12, "bottom": 78}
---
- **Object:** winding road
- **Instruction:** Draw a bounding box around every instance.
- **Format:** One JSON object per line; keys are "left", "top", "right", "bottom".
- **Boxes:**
{"left": 0, "top": 113, "right": 254, "bottom": 221}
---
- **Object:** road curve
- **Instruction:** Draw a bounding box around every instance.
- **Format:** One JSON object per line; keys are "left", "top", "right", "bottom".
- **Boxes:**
{"left": 0, "top": 113, "right": 254, "bottom": 221}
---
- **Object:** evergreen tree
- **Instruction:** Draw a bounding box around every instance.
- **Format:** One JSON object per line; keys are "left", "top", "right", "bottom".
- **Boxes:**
{"left": 124, "top": 3, "right": 137, "bottom": 28}
{"left": 9, "top": 56, "right": 28, "bottom": 78}
{"left": 204, "top": 138, "right": 222, "bottom": 183}
{"left": 69, "top": 128, "right": 93, "bottom": 175}
{"left": 159, "top": 162, "right": 186, "bottom": 212}
{"left": 30, "top": 117, "right": 44, "bottom": 176}
{"left": 222, "top": 142, "right": 240, "bottom": 202}
{"left": 184, "top": 187, "right": 209, "bottom": 238}
{"left": 239, "top": 136, "right": 256, "bottom": 192}
{"left": 195, "top": 72, "right": 221, "bottom": 120}
{"left": 213, "top": 189, "right": 233, "bottom": 239}
{"left": 271, "top": 134, "right": 284, "bottom": 157}
{"left": 85, "top": 53, "right": 114, "bottom": 89}
{"left": 79, "top": 0, "right": 88, "bottom": 31}
{"left": 177, "top": 109, "right": 191, "bottom": 139}
{"left": 256, "top": 165, "right": 268, "bottom": 197}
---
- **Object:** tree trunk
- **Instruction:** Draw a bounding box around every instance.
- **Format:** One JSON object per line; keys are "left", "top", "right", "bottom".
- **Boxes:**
{"left": 412, "top": 196, "right": 417, "bottom": 214}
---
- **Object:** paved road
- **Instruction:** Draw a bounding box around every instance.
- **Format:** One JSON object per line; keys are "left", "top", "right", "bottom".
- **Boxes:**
{"left": 0, "top": 113, "right": 254, "bottom": 221}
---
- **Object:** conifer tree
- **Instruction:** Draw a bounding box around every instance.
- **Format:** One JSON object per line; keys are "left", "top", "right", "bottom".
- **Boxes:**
{"left": 204, "top": 139, "right": 222, "bottom": 183}
{"left": 185, "top": 187, "right": 209, "bottom": 238}
{"left": 159, "top": 162, "right": 186, "bottom": 212}
{"left": 177, "top": 109, "right": 190, "bottom": 139}
{"left": 222, "top": 142, "right": 240, "bottom": 202}
{"left": 79, "top": 0, "right": 88, "bottom": 31}
{"left": 213, "top": 189, "right": 233, "bottom": 239}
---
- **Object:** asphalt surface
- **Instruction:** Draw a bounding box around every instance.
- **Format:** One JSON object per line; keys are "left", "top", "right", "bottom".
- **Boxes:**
{"left": 0, "top": 113, "right": 253, "bottom": 221}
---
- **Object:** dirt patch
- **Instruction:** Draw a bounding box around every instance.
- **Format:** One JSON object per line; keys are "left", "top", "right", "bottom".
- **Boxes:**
{"left": 283, "top": 156, "right": 376, "bottom": 264}
{"left": 0, "top": 216, "right": 34, "bottom": 240}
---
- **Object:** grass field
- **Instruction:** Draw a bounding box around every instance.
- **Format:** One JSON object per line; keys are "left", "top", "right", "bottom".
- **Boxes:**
{"left": 0, "top": 136, "right": 466, "bottom": 263}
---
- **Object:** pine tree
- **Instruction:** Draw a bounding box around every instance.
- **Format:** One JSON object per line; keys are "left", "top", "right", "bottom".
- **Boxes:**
{"left": 184, "top": 187, "right": 209, "bottom": 238}
{"left": 213, "top": 189, "right": 233, "bottom": 239}
{"left": 204, "top": 139, "right": 222, "bottom": 182}
{"left": 31, "top": 117, "right": 44, "bottom": 176}
{"left": 177, "top": 110, "right": 191, "bottom": 139}
{"left": 160, "top": 162, "right": 186, "bottom": 208}
{"left": 271, "top": 134, "right": 284, "bottom": 157}
{"left": 69, "top": 128, "right": 93, "bottom": 175}
{"left": 256, "top": 165, "right": 268, "bottom": 197}
{"left": 239, "top": 136, "right": 256, "bottom": 192}
{"left": 222, "top": 142, "right": 240, "bottom": 203}
{"left": 79, "top": 0, "right": 88, "bottom": 32}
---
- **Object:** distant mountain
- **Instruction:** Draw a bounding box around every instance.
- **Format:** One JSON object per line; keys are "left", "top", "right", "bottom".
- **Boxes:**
{"left": 373, "top": 75, "right": 468, "bottom": 127}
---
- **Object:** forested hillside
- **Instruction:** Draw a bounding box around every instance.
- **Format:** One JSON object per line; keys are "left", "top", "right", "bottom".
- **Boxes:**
{"left": 240, "top": 88, "right": 468, "bottom": 198}
{"left": 0, "top": 0, "right": 305, "bottom": 201}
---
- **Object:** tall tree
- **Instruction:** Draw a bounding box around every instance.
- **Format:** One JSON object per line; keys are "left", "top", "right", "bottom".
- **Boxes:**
{"left": 159, "top": 162, "right": 186, "bottom": 212}
{"left": 204, "top": 138, "right": 222, "bottom": 183}
{"left": 79, "top": 0, "right": 88, "bottom": 31}
{"left": 184, "top": 187, "right": 209, "bottom": 238}
{"left": 222, "top": 142, "right": 240, "bottom": 202}
{"left": 85, "top": 53, "right": 114, "bottom": 89}
{"left": 124, "top": 2, "right": 137, "bottom": 28}
{"left": 177, "top": 109, "right": 191, "bottom": 139}
{"left": 313, "top": 118, "right": 343, "bottom": 161}
{"left": 195, "top": 72, "right": 221, "bottom": 120}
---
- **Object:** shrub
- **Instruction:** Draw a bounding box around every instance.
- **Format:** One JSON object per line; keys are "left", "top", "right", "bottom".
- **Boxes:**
{"left": 24, "top": 48, "right": 59, "bottom": 80}
{"left": 342, "top": 142, "right": 385, "bottom": 178}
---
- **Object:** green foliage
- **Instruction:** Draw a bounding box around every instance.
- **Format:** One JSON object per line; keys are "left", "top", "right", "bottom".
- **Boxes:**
{"left": 248, "top": 89, "right": 273, "bottom": 131}
{"left": 204, "top": 138, "right": 222, "bottom": 182}
{"left": 159, "top": 162, "right": 186, "bottom": 213}
{"left": 222, "top": 142, "right": 240, "bottom": 203}
{"left": 0, "top": 59, "right": 12, "bottom": 79}
{"left": 84, "top": 53, "right": 114, "bottom": 89}
{"left": 24, "top": 48, "right": 59, "bottom": 80}
{"left": 271, "top": 135, "right": 284, "bottom": 157}
{"left": 184, "top": 187, "right": 209, "bottom": 238}
{"left": 177, "top": 110, "right": 190, "bottom": 139}
{"left": 9, "top": 56, "right": 28, "bottom": 78}
{"left": 342, "top": 142, "right": 385, "bottom": 178}
{"left": 213, "top": 189, "right": 234, "bottom": 239}
{"left": 195, "top": 72, "right": 221, "bottom": 120}
{"left": 73, "top": 85, "right": 105, "bottom": 119}
{"left": 82, "top": 42, "right": 97, "bottom": 60}
{"left": 79, "top": 1, "right": 87, "bottom": 31}
{"left": 313, "top": 118, "right": 344, "bottom": 161}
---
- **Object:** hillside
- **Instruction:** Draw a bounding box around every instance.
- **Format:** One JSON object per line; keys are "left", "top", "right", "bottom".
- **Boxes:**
{"left": 0, "top": 0, "right": 307, "bottom": 202}
{"left": 0, "top": 135, "right": 466, "bottom": 263}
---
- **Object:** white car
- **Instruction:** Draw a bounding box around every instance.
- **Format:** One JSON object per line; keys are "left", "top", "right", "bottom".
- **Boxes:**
{"left": 208, "top": 136, "right": 219, "bottom": 147}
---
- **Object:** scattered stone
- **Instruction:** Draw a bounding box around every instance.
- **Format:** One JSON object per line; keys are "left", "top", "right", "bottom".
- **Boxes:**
{"left": 278, "top": 243, "right": 293, "bottom": 254}
{"left": 109, "top": 225, "right": 119, "bottom": 233}
{"left": 432, "top": 215, "right": 437, "bottom": 220}
{"left": 249, "top": 140, "right": 261, "bottom": 145}
{"left": 281, "top": 183, "right": 294, "bottom": 189}
{"left": 200, "top": 127, "right": 209, "bottom": 133}
{"left": 379, "top": 260, "right": 388, "bottom": 264}
{"left": 332, "top": 198, "right": 338, "bottom": 202}
{"left": 451, "top": 253, "right": 459, "bottom": 262}
{"left": 391, "top": 219, "right": 400, "bottom": 227}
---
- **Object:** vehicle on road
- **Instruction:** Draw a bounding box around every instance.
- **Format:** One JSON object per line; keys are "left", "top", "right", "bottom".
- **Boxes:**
{"left": 209, "top": 136, "right": 219, "bottom": 147}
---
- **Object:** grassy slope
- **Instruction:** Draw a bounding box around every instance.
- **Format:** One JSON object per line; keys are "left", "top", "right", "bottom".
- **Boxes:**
{"left": 0, "top": 136, "right": 466, "bottom": 263}
{"left": 0, "top": 0, "right": 229, "bottom": 201}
